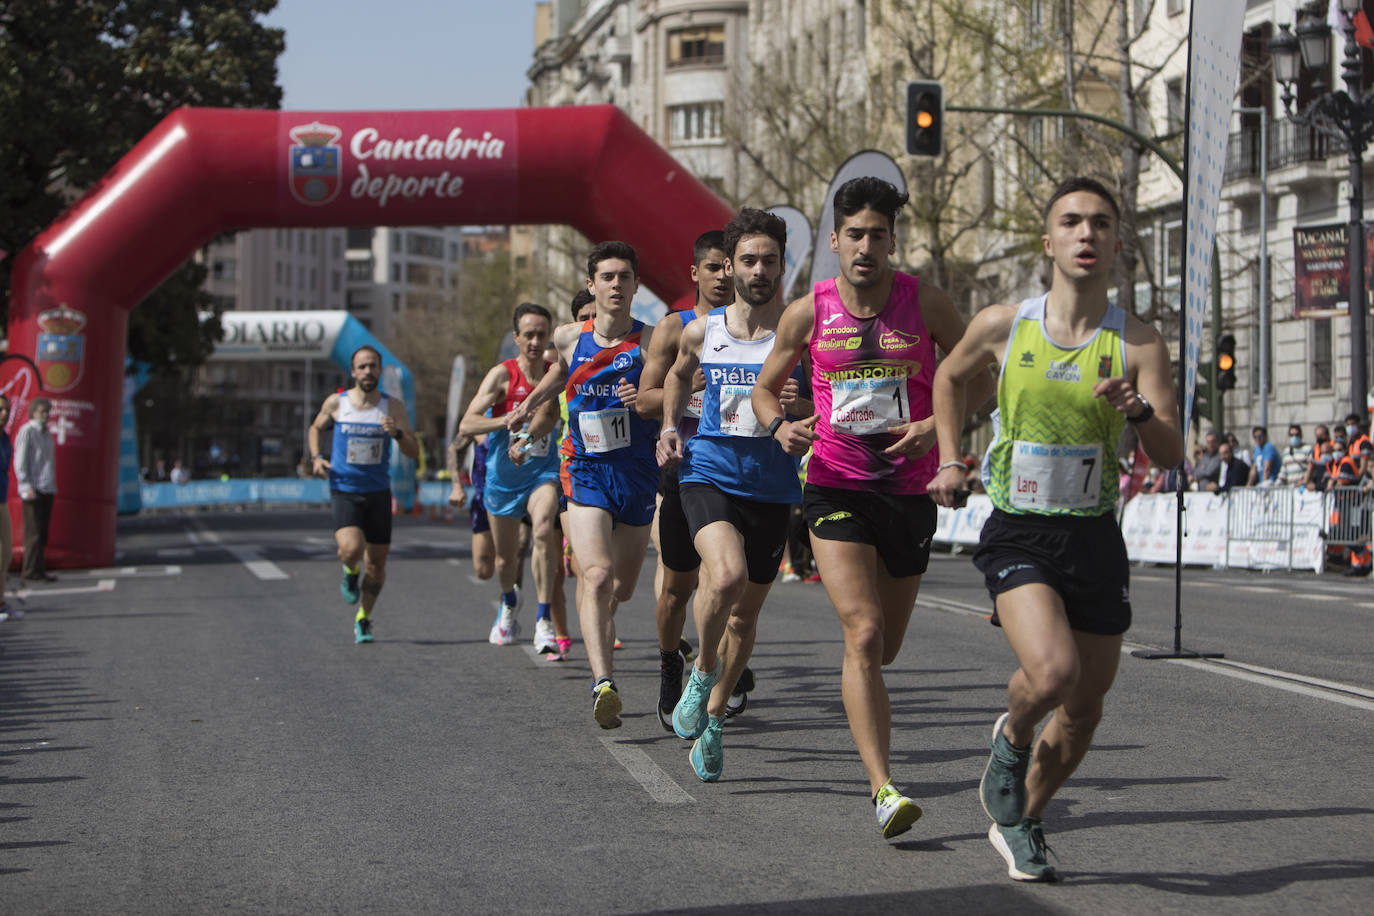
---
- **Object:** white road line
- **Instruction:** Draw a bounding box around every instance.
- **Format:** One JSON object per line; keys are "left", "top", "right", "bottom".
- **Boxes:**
{"left": 70, "top": 565, "right": 182, "bottom": 578}
{"left": 186, "top": 518, "right": 288, "bottom": 580}
{"left": 1164, "top": 658, "right": 1374, "bottom": 712}
{"left": 156, "top": 548, "right": 195, "bottom": 558}
{"left": 600, "top": 737, "right": 695, "bottom": 805}
{"left": 1233, "top": 585, "right": 1282, "bottom": 593}
{"left": 15, "top": 579, "right": 116, "bottom": 599}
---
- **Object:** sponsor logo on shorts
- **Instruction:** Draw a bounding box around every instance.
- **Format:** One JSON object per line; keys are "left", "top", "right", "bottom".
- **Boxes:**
{"left": 1120, "top": 585, "right": 1129, "bottom": 601}
{"left": 996, "top": 562, "right": 1034, "bottom": 580}
{"left": 919, "top": 536, "right": 931, "bottom": 548}
{"left": 813, "top": 510, "right": 853, "bottom": 527}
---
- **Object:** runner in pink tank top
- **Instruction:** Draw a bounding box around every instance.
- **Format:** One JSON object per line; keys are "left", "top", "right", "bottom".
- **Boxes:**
{"left": 752, "top": 177, "right": 994, "bottom": 842}
{"left": 808, "top": 271, "right": 937, "bottom": 494}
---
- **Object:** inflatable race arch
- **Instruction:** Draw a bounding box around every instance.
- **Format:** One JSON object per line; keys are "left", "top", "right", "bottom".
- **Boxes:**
{"left": 4, "top": 105, "right": 733, "bottom": 567}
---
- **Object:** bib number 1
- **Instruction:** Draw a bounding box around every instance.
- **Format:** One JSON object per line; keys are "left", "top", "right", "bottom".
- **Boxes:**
{"left": 829, "top": 375, "right": 908, "bottom": 435}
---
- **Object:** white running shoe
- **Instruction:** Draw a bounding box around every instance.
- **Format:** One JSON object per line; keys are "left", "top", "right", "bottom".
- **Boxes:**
{"left": 488, "top": 602, "right": 518, "bottom": 646}
{"left": 533, "top": 618, "right": 558, "bottom": 654}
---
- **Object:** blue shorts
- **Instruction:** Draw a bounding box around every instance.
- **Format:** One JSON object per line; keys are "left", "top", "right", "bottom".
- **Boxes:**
{"left": 485, "top": 471, "right": 559, "bottom": 519}
{"left": 470, "top": 490, "right": 490, "bottom": 534}
{"left": 561, "top": 457, "right": 656, "bottom": 527}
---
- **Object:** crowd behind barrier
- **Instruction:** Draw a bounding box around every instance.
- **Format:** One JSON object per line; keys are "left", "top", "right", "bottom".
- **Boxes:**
{"left": 138, "top": 480, "right": 1366, "bottom": 575}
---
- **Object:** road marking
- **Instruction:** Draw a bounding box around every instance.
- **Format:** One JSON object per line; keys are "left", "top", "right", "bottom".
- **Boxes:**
{"left": 156, "top": 548, "right": 196, "bottom": 558}
{"left": 1233, "top": 585, "right": 1281, "bottom": 594}
{"left": 70, "top": 565, "right": 182, "bottom": 578}
{"left": 1163, "top": 658, "right": 1374, "bottom": 712}
{"left": 1302, "top": 593, "right": 1343, "bottom": 602}
{"left": 15, "top": 579, "right": 116, "bottom": 599}
{"left": 186, "top": 519, "right": 288, "bottom": 580}
{"left": 600, "top": 737, "right": 695, "bottom": 805}
{"left": 917, "top": 594, "right": 989, "bottom": 619}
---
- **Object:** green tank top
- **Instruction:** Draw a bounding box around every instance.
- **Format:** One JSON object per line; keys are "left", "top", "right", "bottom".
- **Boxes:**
{"left": 984, "top": 295, "right": 1128, "bottom": 517}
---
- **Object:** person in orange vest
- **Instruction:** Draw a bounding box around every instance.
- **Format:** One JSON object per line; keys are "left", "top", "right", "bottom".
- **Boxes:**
{"left": 1326, "top": 434, "right": 1371, "bottom": 575}
{"left": 1343, "top": 413, "right": 1372, "bottom": 477}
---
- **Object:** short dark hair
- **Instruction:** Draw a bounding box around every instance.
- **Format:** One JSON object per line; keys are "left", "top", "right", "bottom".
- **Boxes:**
{"left": 1345, "top": 412, "right": 1363, "bottom": 425}
{"left": 587, "top": 240, "right": 638, "bottom": 278}
{"left": 833, "top": 177, "right": 908, "bottom": 232}
{"left": 1043, "top": 176, "right": 1121, "bottom": 225}
{"left": 1252, "top": 425, "right": 1268, "bottom": 437}
{"left": 512, "top": 302, "right": 553, "bottom": 332}
{"left": 694, "top": 230, "right": 727, "bottom": 264}
{"left": 29, "top": 397, "right": 51, "bottom": 417}
{"left": 570, "top": 288, "right": 595, "bottom": 319}
{"left": 1288, "top": 424, "right": 1302, "bottom": 436}
{"left": 350, "top": 345, "right": 382, "bottom": 369}
{"left": 724, "top": 208, "right": 788, "bottom": 261}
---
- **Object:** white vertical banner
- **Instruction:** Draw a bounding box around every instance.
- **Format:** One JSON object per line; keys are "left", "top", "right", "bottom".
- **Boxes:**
{"left": 766, "top": 204, "right": 815, "bottom": 302}
{"left": 1183, "top": 0, "right": 1247, "bottom": 432}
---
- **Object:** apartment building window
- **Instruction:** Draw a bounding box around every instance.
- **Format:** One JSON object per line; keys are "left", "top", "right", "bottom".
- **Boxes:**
{"left": 310, "top": 268, "right": 317, "bottom": 290}
{"left": 406, "top": 262, "right": 437, "bottom": 286}
{"left": 407, "top": 233, "right": 444, "bottom": 259}
{"left": 1164, "top": 221, "right": 1183, "bottom": 286}
{"left": 310, "top": 234, "right": 318, "bottom": 255}
{"left": 392, "top": 232, "right": 402, "bottom": 252}
{"left": 669, "top": 102, "right": 724, "bottom": 144}
{"left": 348, "top": 260, "right": 372, "bottom": 282}
{"left": 1166, "top": 78, "right": 1184, "bottom": 135}
{"left": 667, "top": 25, "right": 725, "bottom": 68}
{"left": 1311, "top": 318, "right": 1333, "bottom": 390}
{"left": 391, "top": 264, "right": 402, "bottom": 283}
{"left": 332, "top": 237, "right": 342, "bottom": 259}
{"left": 297, "top": 231, "right": 305, "bottom": 253}
{"left": 274, "top": 296, "right": 281, "bottom": 310}
{"left": 211, "top": 259, "right": 236, "bottom": 281}
{"left": 331, "top": 271, "right": 341, "bottom": 292}
{"left": 297, "top": 265, "right": 305, "bottom": 289}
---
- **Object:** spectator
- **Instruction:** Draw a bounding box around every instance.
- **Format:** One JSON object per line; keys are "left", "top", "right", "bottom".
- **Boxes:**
{"left": 1202, "top": 441, "right": 1249, "bottom": 493}
{"left": 1305, "top": 439, "right": 1335, "bottom": 491}
{"left": 1248, "top": 426, "right": 1281, "bottom": 485}
{"left": 1343, "top": 413, "right": 1373, "bottom": 475}
{"left": 0, "top": 395, "right": 17, "bottom": 621}
{"left": 170, "top": 461, "right": 190, "bottom": 485}
{"left": 1327, "top": 436, "right": 1363, "bottom": 490}
{"left": 1226, "top": 431, "right": 1251, "bottom": 467}
{"left": 14, "top": 398, "right": 57, "bottom": 583}
{"left": 1193, "top": 431, "right": 1222, "bottom": 488}
{"left": 1279, "top": 424, "right": 1308, "bottom": 485}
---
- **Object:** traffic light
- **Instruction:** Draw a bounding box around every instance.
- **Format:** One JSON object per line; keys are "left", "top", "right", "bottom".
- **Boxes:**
{"left": 1216, "top": 333, "right": 1237, "bottom": 391}
{"left": 906, "top": 81, "right": 944, "bottom": 157}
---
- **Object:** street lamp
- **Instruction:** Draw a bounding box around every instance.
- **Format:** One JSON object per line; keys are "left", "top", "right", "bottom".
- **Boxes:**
{"left": 1271, "top": 0, "right": 1373, "bottom": 418}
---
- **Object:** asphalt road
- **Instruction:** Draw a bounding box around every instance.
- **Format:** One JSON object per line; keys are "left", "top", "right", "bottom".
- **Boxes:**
{"left": 2, "top": 508, "right": 1371, "bottom": 914}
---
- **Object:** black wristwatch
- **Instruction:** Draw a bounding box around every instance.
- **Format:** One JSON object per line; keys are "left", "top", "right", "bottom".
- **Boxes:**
{"left": 1125, "top": 394, "right": 1154, "bottom": 424}
{"left": 392, "top": 428, "right": 404, "bottom": 441}
{"left": 767, "top": 416, "right": 785, "bottom": 439}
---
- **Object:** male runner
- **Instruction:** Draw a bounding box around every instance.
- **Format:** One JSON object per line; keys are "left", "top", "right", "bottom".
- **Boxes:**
{"left": 635, "top": 230, "right": 733, "bottom": 728}
{"left": 658, "top": 208, "right": 809, "bottom": 781}
{"left": 753, "top": 177, "right": 991, "bottom": 838}
{"left": 309, "top": 346, "right": 419, "bottom": 643}
{"left": 928, "top": 177, "right": 1183, "bottom": 881}
{"left": 506, "top": 242, "right": 658, "bottom": 727}
{"left": 460, "top": 302, "right": 564, "bottom": 650}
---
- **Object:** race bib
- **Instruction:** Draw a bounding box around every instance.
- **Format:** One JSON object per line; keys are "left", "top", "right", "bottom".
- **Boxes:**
{"left": 829, "top": 375, "right": 908, "bottom": 435}
{"left": 684, "top": 390, "right": 704, "bottom": 419}
{"left": 1008, "top": 440, "right": 1103, "bottom": 510}
{"left": 346, "top": 435, "right": 385, "bottom": 465}
{"left": 578, "top": 408, "right": 631, "bottom": 453}
{"left": 525, "top": 432, "right": 552, "bottom": 458}
{"left": 718, "top": 384, "right": 766, "bottom": 437}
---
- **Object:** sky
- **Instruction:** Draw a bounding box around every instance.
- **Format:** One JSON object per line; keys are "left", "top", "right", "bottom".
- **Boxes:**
{"left": 262, "top": 1, "right": 536, "bottom": 111}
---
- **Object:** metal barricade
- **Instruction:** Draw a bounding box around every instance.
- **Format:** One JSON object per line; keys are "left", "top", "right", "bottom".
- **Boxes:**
{"left": 1322, "top": 486, "right": 1372, "bottom": 549}
{"left": 1225, "top": 486, "right": 1296, "bottom": 569}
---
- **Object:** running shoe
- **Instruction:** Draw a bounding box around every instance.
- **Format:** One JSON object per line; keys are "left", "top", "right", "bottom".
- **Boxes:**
{"left": 340, "top": 565, "right": 361, "bottom": 604}
{"left": 874, "top": 780, "right": 922, "bottom": 839}
{"left": 672, "top": 662, "right": 719, "bottom": 739}
{"left": 592, "top": 678, "right": 622, "bottom": 728}
{"left": 678, "top": 637, "right": 696, "bottom": 663}
{"left": 3, "top": 604, "right": 23, "bottom": 621}
{"left": 724, "top": 666, "right": 755, "bottom": 719}
{"left": 488, "top": 601, "right": 519, "bottom": 646}
{"left": 690, "top": 715, "right": 724, "bottom": 782}
{"left": 782, "top": 568, "right": 802, "bottom": 583}
{"left": 989, "top": 818, "right": 1058, "bottom": 882}
{"left": 554, "top": 637, "right": 573, "bottom": 661}
{"left": 803, "top": 571, "right": 822, "bottom": 584}
{"left": 980, "top": 712, "right": 1031, "bottom": 827}
{"left": 613, "top": 638, "right": 624, "bottom": 650}
{"left": 0, "top": 603, "right": 9, "bottom": 623}
{"left": 354, "top": 609, "right": 373, "bottom": 644}
{"left": 533, "top": 618, "right": 558, "bottom": 655}
{"left": 657, "top": 650, "right": 685, "bottom": 732}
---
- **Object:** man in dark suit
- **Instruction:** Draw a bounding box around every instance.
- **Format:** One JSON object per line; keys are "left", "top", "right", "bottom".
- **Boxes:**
{"left": 1202, "top": 441, "right": 1249, "bottom": 493}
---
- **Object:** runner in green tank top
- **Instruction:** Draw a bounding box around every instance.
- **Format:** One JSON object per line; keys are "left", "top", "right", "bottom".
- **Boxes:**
{"left": 927, "top": 178, "right": 1184, "bottom": 883}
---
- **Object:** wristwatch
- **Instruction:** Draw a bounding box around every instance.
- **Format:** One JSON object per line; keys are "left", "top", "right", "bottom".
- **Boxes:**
{"left": 767, "top": 416, "right": 785, "bottom": 438}
{"left": 1125, "top": 394, "right": 1154, "bottom": 424}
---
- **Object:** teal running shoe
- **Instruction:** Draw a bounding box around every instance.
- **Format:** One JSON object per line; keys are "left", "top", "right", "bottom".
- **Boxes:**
{"left": 690, "top": 715, "right": 724, "bottom": 782}
{"left": 981, "top": 712, "right": 1031, "bottom": 827}
{"left": 340, "top": 565, "right": 361, "bottom": 604}
{"left": 989, "top": 818, "right": 1058, "bottom": 882}
{"left": 874, "top": 780, "right": 922, "bottom": 839}
{"left": 672, "top": 662, "right": 718, "bottom": 739}
{"left": 354, "top": 610, "right": 373, "bottom": 644}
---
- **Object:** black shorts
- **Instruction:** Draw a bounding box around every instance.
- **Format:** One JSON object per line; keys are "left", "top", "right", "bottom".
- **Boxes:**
{"left": 332, "top": 489, "right": 392, "bottom": 545}
{"left": 803, "top": 483, "right": 936, "bottom": 578}
{"left": 972, "top": 509, "right": 1131, "bottom": 636}
{"left": 657, "top": 464, "right": 701, "bottom": 573}
{"left": 680, "top": 482, "right": 790, "bottom": 584}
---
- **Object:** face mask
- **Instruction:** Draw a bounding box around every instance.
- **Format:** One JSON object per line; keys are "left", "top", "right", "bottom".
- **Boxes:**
{"left": 1347, "top": 425, "right": 1360, "bottom": 438}
{"left": 1290, "top": 436, "right": 1303, "bottom": 448}
{"left": 1333, "top": 450, "right": 1346, "bottom": 460}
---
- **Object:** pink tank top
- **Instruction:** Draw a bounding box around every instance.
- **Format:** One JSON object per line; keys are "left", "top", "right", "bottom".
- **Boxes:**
{"left": 807, "top": 271, "right": 937, "bottom": 494}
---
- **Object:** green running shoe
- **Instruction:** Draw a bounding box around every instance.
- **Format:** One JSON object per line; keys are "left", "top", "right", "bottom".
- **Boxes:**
{"left": 690, "top": 715, "right": 724, "bottom": 782}
{"left": 981, "top": 712, "right": 1031, "bottom": 827}
{"left": 874, "top": 780, "right": 923, "bottom": 839}
{"left": 672, "top": 662, "right": 718, "bottom": 739}
{"left": 354, "top": 609, "right": 373, "bottom": 644}
{"left": 989, "top": 818, "right": 1058, "bottom": 882}
{"left": 340, "top": 565, "right": 361, "bottom": 604}
{"left": 592, "top": 678, "right": 622, "bottom": 728}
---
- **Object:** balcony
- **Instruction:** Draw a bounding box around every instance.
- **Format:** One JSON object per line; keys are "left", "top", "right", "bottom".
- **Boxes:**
{"left": 1224, "top": 118, "right": 1338, "bottom": 183}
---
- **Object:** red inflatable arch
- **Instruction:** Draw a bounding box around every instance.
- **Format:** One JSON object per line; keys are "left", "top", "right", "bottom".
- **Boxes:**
{"left": 4, "top": 105, "right": 732, "bottom": 568}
